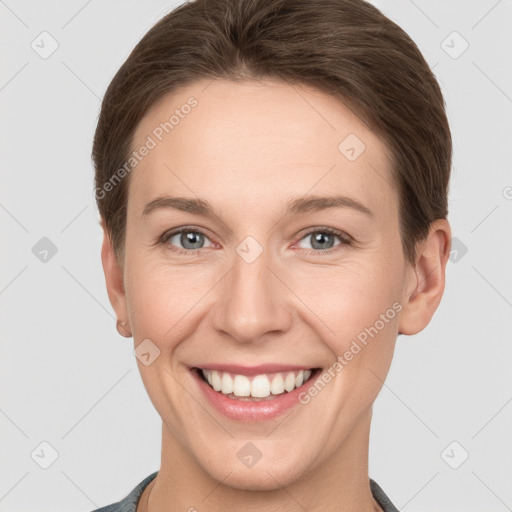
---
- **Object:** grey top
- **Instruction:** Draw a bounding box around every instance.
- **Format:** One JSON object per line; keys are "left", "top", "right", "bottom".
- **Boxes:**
{"left": 91, "top": 471, "right": 399, "bottom": 512}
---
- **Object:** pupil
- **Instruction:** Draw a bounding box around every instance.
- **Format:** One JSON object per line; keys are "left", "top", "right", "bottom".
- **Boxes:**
{"left": 311, "top": 232, "right": 333, "bottom": 250}
{"left": 182, "top": 231, "right": 203, "bottom": 249}
{"left": 178, "top": 231, "right": 334, "bottom": 251}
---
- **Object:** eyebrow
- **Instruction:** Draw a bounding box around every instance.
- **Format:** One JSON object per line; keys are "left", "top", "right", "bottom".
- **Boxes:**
{"left": 141, "top": 194, "right": 373, "bottom": 219}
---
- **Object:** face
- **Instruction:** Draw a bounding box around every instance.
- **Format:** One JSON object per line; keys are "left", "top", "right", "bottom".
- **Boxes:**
{"left": 103, "top": 78, "right": 446, "bottom": 491}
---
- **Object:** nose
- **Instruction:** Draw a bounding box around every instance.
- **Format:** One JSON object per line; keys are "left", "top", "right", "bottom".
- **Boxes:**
{"left": 211, "top": 247, "right": 292, "bottom": 344}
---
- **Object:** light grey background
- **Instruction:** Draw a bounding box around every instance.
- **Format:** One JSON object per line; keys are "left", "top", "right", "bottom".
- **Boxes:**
{"left": 1, "top": 1, "right": 511, "bottom": 510}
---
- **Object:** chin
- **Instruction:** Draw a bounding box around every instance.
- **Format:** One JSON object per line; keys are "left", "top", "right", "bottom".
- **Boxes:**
{"left": 208, "top": 461, "right": 302, "bottom": 492}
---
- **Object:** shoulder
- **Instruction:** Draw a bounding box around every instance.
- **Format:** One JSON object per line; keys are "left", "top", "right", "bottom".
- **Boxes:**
{"left": 89, "top": 471, "right": 158, "bottom": 512}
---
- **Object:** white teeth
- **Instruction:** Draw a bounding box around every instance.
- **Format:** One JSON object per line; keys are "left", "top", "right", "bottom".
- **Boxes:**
{"left": 233, "top": 374, "right": 251, "bottom": 396}
{"left": 221, "top": 372, "right": 233, "bottom": 394}
{"left": 251, "top": 374, "right": 271, "bottom": 397}
{"left": 200, "top": 368, "right": 315, "bottom": 399}
{"left": 211, "top": 370, "right": 222, "bottom": 391}
{"left": 270, "top": 373, "right": 285, "bottom": 394}
{"left": 284, "top": 372, "right": 296, "bottom": 392}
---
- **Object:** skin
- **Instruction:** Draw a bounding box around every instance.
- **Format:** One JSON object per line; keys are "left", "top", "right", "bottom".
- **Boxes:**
{"left": 101, "top": 78, "right": 451, "bottom": 512}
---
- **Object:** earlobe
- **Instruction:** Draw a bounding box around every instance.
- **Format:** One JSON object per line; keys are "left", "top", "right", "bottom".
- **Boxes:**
{"left": 100, "top": 220, "right": 131, "bottom": 337}
{"left": 398, "top": 219, "right": 451, "bottom": 336}
{"left": 116, "top": 319, "right": 132, "bottom": 338}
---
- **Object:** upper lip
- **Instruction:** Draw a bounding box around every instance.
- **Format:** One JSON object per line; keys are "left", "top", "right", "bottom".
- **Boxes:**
{"left": 192, "top": 364, "right": 317, "bottom": 376}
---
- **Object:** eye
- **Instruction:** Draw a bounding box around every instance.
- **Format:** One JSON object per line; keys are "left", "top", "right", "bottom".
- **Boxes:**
{"left": 162, "top": 227, "right": 214, "bottom": 254}
{"left": 160, "top": 226, "right": 351, "bottom": 256}
{"left": 295, "top": 227, "right": 351, "bottom": 254}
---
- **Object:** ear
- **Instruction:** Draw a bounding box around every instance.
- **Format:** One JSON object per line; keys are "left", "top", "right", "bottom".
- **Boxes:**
{"left": 398, "top": 219, "right": 451, "bottom": 335}
{"left": 100, "top": 219, "right": 131, "bottom": 337}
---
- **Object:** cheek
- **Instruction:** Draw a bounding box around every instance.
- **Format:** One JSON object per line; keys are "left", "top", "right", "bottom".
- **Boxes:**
{"left": 124, "top": 234, "right": 406, "bottom": 356}
{"left": 290, "top": 260, "right": 403, "bottom": 338}
{"left": 124, "top": 256, "right": 214, "bottom": 347}
{"left": 123, "top": 259, "right": 212, "bottom": 420}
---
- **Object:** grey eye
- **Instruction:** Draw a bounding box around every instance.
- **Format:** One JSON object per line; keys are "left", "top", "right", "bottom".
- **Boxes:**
{"left": 297, "top": 231, "right": 342, "bottom": 251}
{"left": 166, "top": 230, "right": 213, "bottom": 250}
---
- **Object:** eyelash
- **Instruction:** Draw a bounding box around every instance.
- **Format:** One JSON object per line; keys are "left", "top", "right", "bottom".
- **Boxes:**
{"left": 160, "top": 225, "right": 353, "bottom": 257}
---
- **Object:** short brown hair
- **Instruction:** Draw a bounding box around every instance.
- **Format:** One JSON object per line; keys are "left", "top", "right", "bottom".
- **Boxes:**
{"left": 93, "top": 0, "right": 451, "bottom": 264}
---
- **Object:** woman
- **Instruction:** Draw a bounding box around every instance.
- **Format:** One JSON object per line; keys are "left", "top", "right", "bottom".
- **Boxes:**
{"left": 91, "top": 0, "right": 451, "bottom": 510}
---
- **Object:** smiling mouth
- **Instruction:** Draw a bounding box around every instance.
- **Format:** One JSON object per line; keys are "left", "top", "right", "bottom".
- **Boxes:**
{"left": 193, "top": 367, "right": 321, "bottom": 401}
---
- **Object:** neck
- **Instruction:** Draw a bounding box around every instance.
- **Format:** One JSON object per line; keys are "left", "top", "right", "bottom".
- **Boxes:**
{"left": 140, "top": 408, "right": 381, "bottom": 512}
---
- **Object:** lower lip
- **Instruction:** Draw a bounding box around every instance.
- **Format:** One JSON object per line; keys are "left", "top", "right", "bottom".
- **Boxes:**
{"left": 191, "top": 368, "right": 321, "bottom": 422}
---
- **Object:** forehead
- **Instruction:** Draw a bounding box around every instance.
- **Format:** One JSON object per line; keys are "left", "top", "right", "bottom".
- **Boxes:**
{"left": 129, "top": 78, "right": 396, "bottom": 219}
